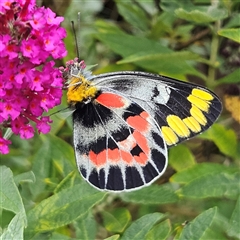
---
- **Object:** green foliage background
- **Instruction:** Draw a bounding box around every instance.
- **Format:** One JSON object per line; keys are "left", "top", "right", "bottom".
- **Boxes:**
{"left": 1, "top": 0, "right": 240, "bottom": 239}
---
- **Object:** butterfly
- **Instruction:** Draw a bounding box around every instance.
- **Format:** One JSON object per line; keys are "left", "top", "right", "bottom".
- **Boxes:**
{"left": 62, "top": 58, "right": 222, "bottom": 192}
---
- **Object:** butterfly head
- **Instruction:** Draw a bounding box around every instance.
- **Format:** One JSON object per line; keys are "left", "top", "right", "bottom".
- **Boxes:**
{"left": 60, "top": 58, "right": 98, "bottom": 107}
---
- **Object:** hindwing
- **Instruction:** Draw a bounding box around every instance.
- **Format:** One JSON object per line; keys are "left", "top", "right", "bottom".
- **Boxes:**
{"left": 73, "top": 92, "right": 168, "bottom": 191}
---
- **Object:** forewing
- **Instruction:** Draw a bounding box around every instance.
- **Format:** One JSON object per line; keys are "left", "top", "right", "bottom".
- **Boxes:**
{"left": 92, "top": 72, "right": 222, "bottom": 146}
{"left": 73, "top": 92, "right": 168, "bottom": 192}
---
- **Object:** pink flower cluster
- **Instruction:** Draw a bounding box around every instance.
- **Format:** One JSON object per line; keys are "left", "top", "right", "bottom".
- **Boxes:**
{"left": 0, "top": 0, "right": 67, "bottom": 154}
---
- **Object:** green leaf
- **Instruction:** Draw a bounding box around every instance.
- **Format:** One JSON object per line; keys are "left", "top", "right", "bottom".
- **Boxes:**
{"left": 54, "top": 171, "right": 77, "bottom": 194}
{"left": 95, "top": 32, "right": 202, "bottom": 77}
{"left": 120, "top": 184, "right": 179, "bottom": 204}
{"left": 0, "top": 212, "right": 25, "bottom": 240}
{"left": 179, "top": 207, "right": 217, "bottom": 240}
{"left": 150, "top": 12, "right": 175, "bottom": 39}
{"left": 95, "top": 20, "right": 124, "bottom": 35}
{"left": 199, "top": 124, "right": 238, "bottom": 158}
{"left": 74, "top": 212, "right": 97, "bottom": 240}
{"left": 218, "top": 28, "right": 240, "bottom": 43}
{"left": 48, "top": 233, "right": 76, "bottom": 240}
{"left": 224, "top": 13, "right": 240, "bottom": 28}
{"left": 104, "top": 235, "right": 120, "bottom": 240}
{"left": 29, "top": 134, "right": 75, "bottom": 197}
{"left": 102, "top": 208, "right": 131, "bottom": 233}
{"left": 95, "top": 32, "right": 169, "bottom": 57}
{"left": 41, "top": 134, "right": 75, "bottom": 175}
{"left": 116, "top": 0, "right": 149, "bottom": 31}
{"left": 121, "top": 213, "right": 164, "bottom": 240}
{"left": 25, "top": 182, "right": 106, "bottom": 236}
{"left": 171, "top": 163, "right": 234, "bottom": 184}
{"left": 0, "top": 166, "right": 27, "bottom": 225}
{"left": 145, "top": 219, "right": 171, "bottom": 240}
{"left": 227, "top": 196, "right": 240, "bottom": 238}
{"left": 179, "top": 171, "right": 240, "bottom": 200}
{"left": 14, "top": 171, "right": 35, "bottom": 185}
{"left": 169, "top": 145, "right": 196, "bottom": 172}
{"left": 217, "top": 68, "right": 240, "bottom": 84}
{"left": 175, "top": 7, "right": 228, "bottom": 23}
{"left": 118, "top": 51, "right": 199, "bottom": 64}
{"left": 160, "top": 0, "right": 194, "bottom": 13}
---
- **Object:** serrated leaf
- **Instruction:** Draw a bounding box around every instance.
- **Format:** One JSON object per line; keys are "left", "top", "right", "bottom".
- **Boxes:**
{"left": 227, "top": 196, "right": 240, "bottom": 238}
{"left": 179, "top": 207, "right": 217, "bottom": 240}
{"left": 102, "top": 208, "right": 131, "bottom": 233}
{"left": 121, "top": 213, "right": 164, "bottom": 240}
{"left": 199, "top": 124, "right": 237, "bottom": 158}
{"left": 0, "top": 212, "right": 25, "bottom": 240}
{"left": 120, "top": 184, "right": 179, "bottom": 204}
{"left": 25, "top": 182, "right": 106, "bottom": 236}
{"left": 116, "top": 1, "right": 149, "bottom": 31}
{"left": 175, "top": 7, "right": 228, "bottom": 23}
{"left": 146, "top": 219, "right": 171, "bottom": 240}
{"left": 169, "top": 145, "right": 196, "bottom": 172}
{"left": 218, "top": 28, "right": 240, "bottom": 43}
{"left": 179, "top": 171, "right": 240, "bottom": 199}
{"left": 0, "top": 166, "right": 27, "bottom": 225}
{"left": 171, "top": 163, "right": 233, "bottom": 184}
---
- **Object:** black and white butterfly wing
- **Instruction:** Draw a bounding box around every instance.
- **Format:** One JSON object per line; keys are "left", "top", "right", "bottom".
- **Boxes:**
{"left": 92, "top": 71, "right": 222, "bottom": 147}
{"left": 73, "top": 92, "right": 168, "bottom": 192}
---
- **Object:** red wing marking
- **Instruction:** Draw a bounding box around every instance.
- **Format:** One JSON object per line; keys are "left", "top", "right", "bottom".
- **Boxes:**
{"left": 132, "top": 131, "right": 150, "bottom": 156}
{"left": 133, "top": 152, "right": 148, "bottom": 165}
{"left": 121, "top": 150, "right": 133, "bottom": 164}
{"left": 140, "top": 111, "right": 150, "bottom": 119}
{"left": 126, "top": 115, "right": 149, "bottom": 132}
{"left": 96, "top": 92, "right": 126, "bottom": 108}
{"left": 89, "top": 148, "right": 136, "bottom": 166}
{"left": 89, "top": 150, "right": 107, "bottom": 167}
{"left": 108, "top": 149, "right": 120, "bottom": 163}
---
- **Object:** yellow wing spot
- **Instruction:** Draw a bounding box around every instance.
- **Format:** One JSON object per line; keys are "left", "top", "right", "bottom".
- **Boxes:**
{"left": 183, "top": 117, "right": 201, "bottom": 133}
{"left": 190, "top": 105, "right": 207, "bottom": 126}
{"left": 187, "top": 94, "right": 210, "bottom": 112}
{"left": 192, "top": 88, "right": 214, "bottom": 101}
{"left": 67, "top": 76, "right": 98, "bottom": 105}
{"left": 162, "top": 126, "right": 179, "bottom": 145}
{"left": 166, "top": 115, "right": 190, "bottom": 138}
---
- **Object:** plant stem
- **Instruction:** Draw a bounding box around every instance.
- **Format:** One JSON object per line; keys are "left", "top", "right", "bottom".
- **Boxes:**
{"left": 207, "top": 20, "right": 221, "bottom": 88}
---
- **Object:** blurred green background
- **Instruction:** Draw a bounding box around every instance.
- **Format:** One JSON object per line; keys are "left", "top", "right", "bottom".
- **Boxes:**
{"left": 1, "top": 0, "right": 240, "bottom": 239}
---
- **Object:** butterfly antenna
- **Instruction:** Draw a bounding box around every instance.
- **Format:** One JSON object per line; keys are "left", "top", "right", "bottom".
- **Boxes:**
{"left": 71, "top": 12, "right": 81, "bottom": 60}
{"left": 49, "top": 107, "right": 70, "bottom": 117}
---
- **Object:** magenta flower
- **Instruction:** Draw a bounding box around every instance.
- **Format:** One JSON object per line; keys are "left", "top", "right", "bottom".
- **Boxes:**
{"left": 0, "top": 0, "right": 67, "bottom": 154}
